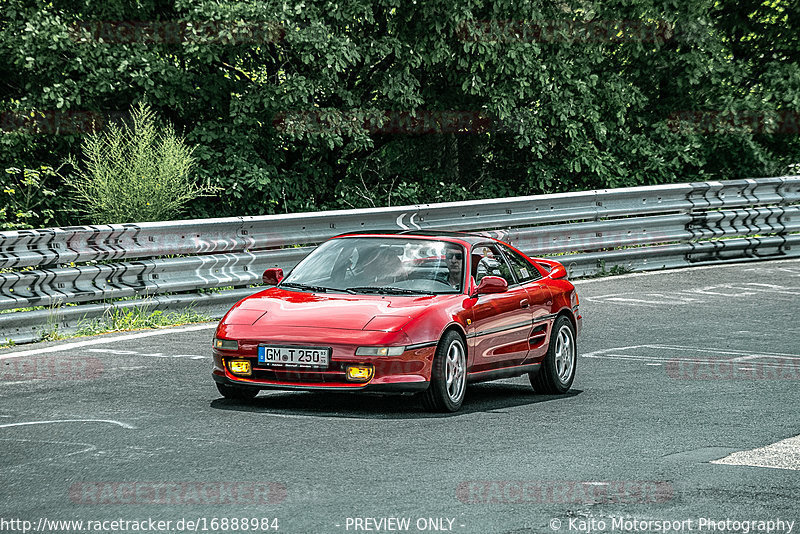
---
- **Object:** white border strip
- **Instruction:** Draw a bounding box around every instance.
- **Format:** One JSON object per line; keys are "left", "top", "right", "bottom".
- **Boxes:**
{"left": 0, "top": 323, "right": 216, "bottom": 361}
{"left": 711, "top": 434, "right": 800, "bottom": 471}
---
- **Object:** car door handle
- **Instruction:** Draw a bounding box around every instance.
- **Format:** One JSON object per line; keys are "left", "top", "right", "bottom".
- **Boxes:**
{"left": 520, "top": 299, "right": 529, "bottom": 308}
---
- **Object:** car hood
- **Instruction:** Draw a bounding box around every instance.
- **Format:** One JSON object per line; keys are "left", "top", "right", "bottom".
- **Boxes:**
{"left": 223, "top": 287, "right": 443, "bottom": 332}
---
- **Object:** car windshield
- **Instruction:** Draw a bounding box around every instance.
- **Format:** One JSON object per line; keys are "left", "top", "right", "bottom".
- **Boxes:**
{"left": 280, "top": 237, "right": 465, "bottom": 294}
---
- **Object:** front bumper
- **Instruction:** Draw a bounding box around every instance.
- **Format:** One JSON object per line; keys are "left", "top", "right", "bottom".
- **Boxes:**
{"left": 212, "top": 344, "right": 435, "bottom": 393}
{"left": 212, "top": 372, "right": 429, "bottom": 393}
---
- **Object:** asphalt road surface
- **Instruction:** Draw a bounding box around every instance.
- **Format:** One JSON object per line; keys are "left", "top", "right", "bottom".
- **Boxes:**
{"left": 1, "top": 258, "right": 799, "bottom": 534}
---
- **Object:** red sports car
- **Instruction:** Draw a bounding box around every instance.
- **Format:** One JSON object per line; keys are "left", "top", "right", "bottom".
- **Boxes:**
{"left": 212, "top": 231, "right": 582, "bottom": 412}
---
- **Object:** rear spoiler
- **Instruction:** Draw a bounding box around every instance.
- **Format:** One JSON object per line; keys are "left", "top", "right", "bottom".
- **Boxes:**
{"left": 535, "top": 258, "right": 568, "bottom": 280}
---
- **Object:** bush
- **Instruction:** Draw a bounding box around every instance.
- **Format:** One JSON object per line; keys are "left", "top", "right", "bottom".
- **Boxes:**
{"left": 65, "top": 103, "right": 214, "bottom": 224}
{"left": 1, "top": 166, "right": 57, "bottom": 230}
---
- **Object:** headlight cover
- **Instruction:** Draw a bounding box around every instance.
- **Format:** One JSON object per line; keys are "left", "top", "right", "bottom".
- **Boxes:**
{"left": 213, "top": 338, "right": 239, "bottom": 350}
{"left": 355, "top": 346, "right": 405, "bottom": 356}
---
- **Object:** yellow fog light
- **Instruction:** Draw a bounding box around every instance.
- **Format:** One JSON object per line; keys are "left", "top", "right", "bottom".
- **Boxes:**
{"left": 346, "top": 365, "right": 374, "bottom": 382}
{"left": 228, "top": 359, "right": 252, "bottom": 376}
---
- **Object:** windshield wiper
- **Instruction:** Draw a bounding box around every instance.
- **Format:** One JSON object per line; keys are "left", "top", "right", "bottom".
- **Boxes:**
{"left": 344, "top": 286, "right": 437, "bottom": 295}
{"left": 279, "top": 282, "right": 333, "bottom": 293}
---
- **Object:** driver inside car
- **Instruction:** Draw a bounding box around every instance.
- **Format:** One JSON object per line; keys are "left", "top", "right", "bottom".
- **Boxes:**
{"left": 442, "top": 247, "right": 464, "bottom": 290}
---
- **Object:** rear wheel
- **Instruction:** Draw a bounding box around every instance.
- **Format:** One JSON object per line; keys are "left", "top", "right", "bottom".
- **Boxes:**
{"left": 422, "top": 331, "right": 467, "bottom": 412}
{"left": 529, "top": 315, "right": 576, "bottom": 394}
{"left": 216, "top": 382, "right": 259, "bottom": 400}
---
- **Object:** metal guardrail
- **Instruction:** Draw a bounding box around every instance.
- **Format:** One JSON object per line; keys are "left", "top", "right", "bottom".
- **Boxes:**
{"left": 1, "top": 176, "right": 798, "bottom": 344}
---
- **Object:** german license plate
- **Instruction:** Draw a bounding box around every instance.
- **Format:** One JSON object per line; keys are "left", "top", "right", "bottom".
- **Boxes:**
{"left": 257, "top": 345, "right": 330, "bottom": 368}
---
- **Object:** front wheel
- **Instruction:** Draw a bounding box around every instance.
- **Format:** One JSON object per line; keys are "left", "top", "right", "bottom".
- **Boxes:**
{"left": 529, "top": 315, "right": 576, "bottom": 394}
{"left": 422, "top": 331, "right": 467, "bottom": 412}
{"left": 216, "top": 382, "right": 259, "bottom": 400}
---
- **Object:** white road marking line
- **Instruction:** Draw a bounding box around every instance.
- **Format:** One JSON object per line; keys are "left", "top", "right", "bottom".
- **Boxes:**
{"left": 728, "top": 354, "right": 777, "bottom": 362}
{"left": 0, "top": 323, "right": 216, "bottom": 361}
{"left": 681, "top": 288, "right": 743, "bottom": 297}
{"left": 585, "top": 353, "right": 662, "bottom": 361}
{"left": 0, "top": 437, "right": 98, "bottom": 469}
{"left": 583, "top": 282, "right": 800, "bottom": 306}
{"left": 736, "top": 284, "right": 800, "bottom": 295}
{"left": 648, "top": 292, "right": 704, "bottom": 302}
{"left": 746, "top": 282, "right": 800, "bottom": 289}
{"left": 0, "top": 380, "right": 44, "bottom": 386}
{"left": 85, "top": 349, "right": 138, "bottom": 355}
{"left": 649, "top": 344, "right": 800, "bottom": 358}
{"left": 258, "top": 413, "right": 322, "bottom": 419}
{"left": 105, "top": 366, "right": 148, "bottom": 372}
{"left": 573, "top": 257, "right": 800, "bottom": 285}
{"left": 85, "top": 349, "right": 207, "bottom": 360}
{"left": 597, "top": 297, "right": 664, "bottom": 306}
{"left": 586, "top": 344, "right": 800, "bottom": 358}
{"left": 0, "top": 419, "right": 136, "bottom": 430}
{"left": 255, "top": 412, "right": 364, "bottom": 420}
{"left": 583, "top": 345, "right": 648, "bottom": 357}
{"left": 584, "top": 345, "right": 800, "bottom": 367}
{"left": 743, "top": 266, "right": 800, "bottom": 276}
{"left": 712, "top": 434, "right": 800, "bottom": 471}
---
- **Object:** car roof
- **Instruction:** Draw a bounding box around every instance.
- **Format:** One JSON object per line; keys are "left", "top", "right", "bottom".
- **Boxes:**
{"left": 333, "top": 229, "right": 497, "bottom": 246}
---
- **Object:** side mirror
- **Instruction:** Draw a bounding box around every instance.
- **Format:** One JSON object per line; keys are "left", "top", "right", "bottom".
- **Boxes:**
{"left": 262, "top": 267, "right": 284, "bottom": 285}
{"left": 473, "top": 276, "right": 508, "bottom": 296}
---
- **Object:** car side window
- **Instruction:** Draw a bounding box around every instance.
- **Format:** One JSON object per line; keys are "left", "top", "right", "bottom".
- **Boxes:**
{"left": 472, "top": 245, "right": 515, "bottom": 285}
{"left": 499, "top": 244, "right": 541, "bottom": 283}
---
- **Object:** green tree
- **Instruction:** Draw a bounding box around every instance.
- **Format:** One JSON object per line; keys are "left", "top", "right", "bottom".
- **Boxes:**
{"left": 1, "top": 0, "right": 798, "bottom": 225}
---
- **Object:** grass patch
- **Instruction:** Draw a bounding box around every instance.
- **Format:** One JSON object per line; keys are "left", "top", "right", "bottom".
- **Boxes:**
{"left": 35, "top": 306, "right": 213, "bottom": 343}
{"left": 579, "top": 260, "right": 634, "bottom": 279}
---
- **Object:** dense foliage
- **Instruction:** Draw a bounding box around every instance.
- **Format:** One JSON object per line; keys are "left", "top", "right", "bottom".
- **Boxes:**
{"left": 1, "top": 0, "right": 798, "bottom": 225}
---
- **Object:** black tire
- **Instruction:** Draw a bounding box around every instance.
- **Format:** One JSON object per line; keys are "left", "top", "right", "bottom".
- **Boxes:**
{"left": 422, "top": 330, "right": 467, "bottom": 412}
{"left": 216, "top": 382, "right": 259, "bottom": 400}
{"left": 529, "top": 315, "right": 576, "bottom": 394}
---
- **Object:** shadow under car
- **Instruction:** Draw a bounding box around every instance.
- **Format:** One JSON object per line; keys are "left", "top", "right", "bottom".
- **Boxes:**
{"left": 209, "top": 381, "right": 582, "bottom": 420}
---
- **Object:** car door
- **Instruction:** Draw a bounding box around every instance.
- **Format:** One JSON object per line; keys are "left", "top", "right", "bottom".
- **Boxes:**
{"left": 466, "top": 243, "right": 534, "bottom": 372}
{"left": 497, "top": 243, "right": 554, "bottom": 364}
